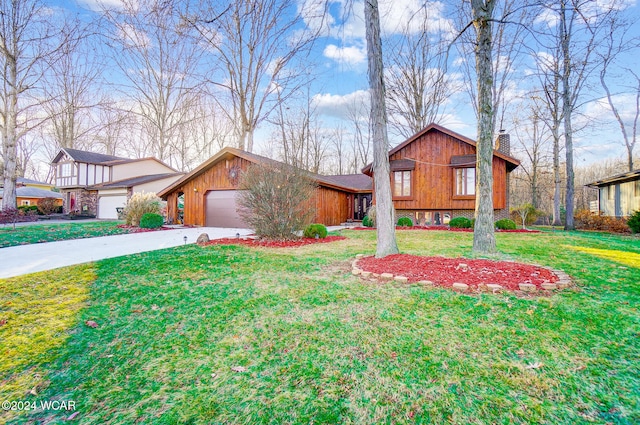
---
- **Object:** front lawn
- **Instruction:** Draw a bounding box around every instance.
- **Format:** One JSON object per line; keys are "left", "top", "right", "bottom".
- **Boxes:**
{"left": 2, "top": 230, "right": 638, "bottom": 424}
{"left": 0, "top": 221, "right": 141, "bottom": 248}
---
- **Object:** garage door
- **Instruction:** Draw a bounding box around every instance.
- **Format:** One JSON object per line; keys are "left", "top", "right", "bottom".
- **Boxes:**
{"left": 98, "top": 195, "right": 127, "bottom": 219}
{"left": 205, "top": 190, "right": 249, "bottom": 228}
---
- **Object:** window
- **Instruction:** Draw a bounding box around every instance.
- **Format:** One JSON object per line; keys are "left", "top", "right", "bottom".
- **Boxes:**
{"left": 59, "top": 163, "right": 73, "bottom": 177}
{"left": 21, "top": 200, "right": 30, "bottom": 206}
{"left": 455, "top": 168, "right": 476, "bottom": 196}
{"left": 393, "top": 170, "right": 412, "bottom": 197}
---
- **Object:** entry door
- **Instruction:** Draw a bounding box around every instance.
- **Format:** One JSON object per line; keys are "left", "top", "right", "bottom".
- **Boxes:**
{"left": 354, "top": 194, "right": 372, "bottom": 220}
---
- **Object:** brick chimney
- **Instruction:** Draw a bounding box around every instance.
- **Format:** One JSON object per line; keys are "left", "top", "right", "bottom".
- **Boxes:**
{"left": 496, "top": 129, "right": 511, "bottom": 156}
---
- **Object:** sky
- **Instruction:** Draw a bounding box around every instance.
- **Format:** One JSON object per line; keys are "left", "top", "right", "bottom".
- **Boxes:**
{"left": 46, "top": 0, "right": 640, "bottom": 169}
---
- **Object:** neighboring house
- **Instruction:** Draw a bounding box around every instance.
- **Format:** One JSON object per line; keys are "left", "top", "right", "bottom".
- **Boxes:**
{"left": 51, "top": 148, "right": 183, "bottom": 219}
{"left": 362, "top": 123, "right": 520, "bottom": 225}
{"left": 585, "top": 169, "right": 640, "bottom": 217}
{"left": 0, "top": 177, "right": 63, "bottom": 207}
{"left": 158, "top": 147, "right": 373, "bottom": 227}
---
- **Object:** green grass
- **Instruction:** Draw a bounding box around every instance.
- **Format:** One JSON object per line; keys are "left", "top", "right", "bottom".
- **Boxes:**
{"left": 2, "top": 230, "right": 639, "bottom": 424}
{"left": 0, "top": 221, "right": 133, "bottom": 248}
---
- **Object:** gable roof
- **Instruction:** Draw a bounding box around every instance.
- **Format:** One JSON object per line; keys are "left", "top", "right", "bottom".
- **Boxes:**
{"left": 89, "top": 173, "right": 184, "bottom": 190}
{"left": 158, "top": 147, "right": 372, "bottom": 198}
{"left": 52, "top": 148, "right": 125, "bottom": 165}
{"left": 585, "top": 169, "right": 640, "bottom": 187}
{"left": 0, "top": 187, "right": 63, "bottom": 199}
{"left": 361, "top": 123, "right": 520, "bottom": 174}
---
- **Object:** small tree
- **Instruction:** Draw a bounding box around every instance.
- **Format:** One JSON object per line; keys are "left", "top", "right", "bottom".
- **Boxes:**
{"left": 237, "top": 162, "right": 316, "bottom": 240}
{"left": 511, "top": 203, "right": 539, "bottom": 230}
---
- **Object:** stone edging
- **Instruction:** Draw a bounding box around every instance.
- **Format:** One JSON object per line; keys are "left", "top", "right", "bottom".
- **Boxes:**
{"left": 351, "top": 254, "right": 574, "bottom": 294}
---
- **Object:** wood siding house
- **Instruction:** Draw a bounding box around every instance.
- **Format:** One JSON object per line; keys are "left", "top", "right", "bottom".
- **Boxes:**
{"left": 362, "top": 124, "right": 520, "bottom": 225}
{"left": 158, "top": 147, "right": 372, "bottom": 227}
{"left": 586, "top": 169, "right": 640, "bottom": 217}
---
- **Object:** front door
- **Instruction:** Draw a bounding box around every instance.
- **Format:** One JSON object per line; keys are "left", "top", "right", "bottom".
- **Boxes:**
{"left": 354, "top": 194, "right": 372, "bottom": 220}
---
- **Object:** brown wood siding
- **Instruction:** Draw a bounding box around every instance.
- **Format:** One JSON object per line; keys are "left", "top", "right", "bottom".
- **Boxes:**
{"left": 313, "top": 186, "right": 350, "bottom": 226}
{"left": 379, "top": 130, "right": 508, "bottom": 210}
{"left": 177, "top": 156, "right": 252, "bottom": 226}
{"left": 169, "top": 155, "right": 352, "bottom": 226}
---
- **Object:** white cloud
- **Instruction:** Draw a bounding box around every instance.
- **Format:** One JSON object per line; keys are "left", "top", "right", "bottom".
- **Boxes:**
{"left": 76, "top": 0, "right": 134, "bottom": 12}
{"left": 323, "top": 44, "right": 367, "bottom": 66}
{"left": 312, "top": 90, "right": 370, "bottom": 119}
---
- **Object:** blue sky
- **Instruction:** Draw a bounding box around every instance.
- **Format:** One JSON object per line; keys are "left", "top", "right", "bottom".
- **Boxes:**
{"left": 50, "top": 0, "right": 640, "bottom": 167}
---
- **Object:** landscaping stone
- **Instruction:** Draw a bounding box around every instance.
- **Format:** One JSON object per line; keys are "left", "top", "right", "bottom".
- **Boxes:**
{"left": 355, "top": 254, "right": 365, "bottom": 259}
{"left": 361, "top": 271, "right": 372, "bottom": 278}
{"left": 417, "top": 280, "right": 434, "bottom": 285}
{"left": 557, "top": 280, "right": 572, "bottom": 289}
{"left": 196, "top": 233, "right": 210, "bottom": 244}
{"left": 541, "top": 283, "right": 557, "bottom": 290}
{"left": 380, "top": 273, "right": 394, "bottom": 280}
{"left": 352, "top": 269, "right": 362, "bottom": 276}
{"left": 452, "top": 282, "right": 468, "bottom": 292}
{"left": 373, "top": 273, "right": 380, "bottom": 278}
{"left": 487, "top": 284, "right": 503, "bottom": 292}
{"left": 519, "top": 283, "right": 537, "bottom": 292}
{"left": 394, "top": 276, "right": 409, "bottom": 283}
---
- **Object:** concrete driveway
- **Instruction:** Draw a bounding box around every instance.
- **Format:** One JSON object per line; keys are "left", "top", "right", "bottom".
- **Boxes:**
{"left": 0, "top": 227, "right": 252, "bottom": 279}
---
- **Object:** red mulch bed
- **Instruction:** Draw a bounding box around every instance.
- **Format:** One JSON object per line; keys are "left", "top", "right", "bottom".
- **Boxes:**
{"left": 350, "top": 226, "right": 540, "bottom": 233}
{"left": 356, "top": 254, "right": 558, "bottom": 291}
{"left": 204, "top": 235, "right": 347, "bottom": 248}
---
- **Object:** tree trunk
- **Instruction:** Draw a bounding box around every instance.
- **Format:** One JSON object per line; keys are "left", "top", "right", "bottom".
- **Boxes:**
{"left": 471, "top": 0, "right": 496, "bottom": 254}
{"left": 2, "top": 52, "right": 19, "bottom": 210}
{"left": 364, "top": 0, "right": 399, "bottom": 258}
{"left": 560, "top": 2, "right": 575, "bottom": 230}
{"left": 552, "top": 129, "right": 562, "bottom": 226}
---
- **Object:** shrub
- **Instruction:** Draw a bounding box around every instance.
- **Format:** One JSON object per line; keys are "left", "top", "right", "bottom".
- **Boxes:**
{"left": 0, "top": 207, "right": 38, "bottom": 229}
{"left": 139, "top": 213, "right": 164, "bottom": 229}
{"left": 575, "top": 209, "right": 630, "bottom": 233}
{"left": 362, "top": 215, "right": 374, "bottom": 227}
{"left": 122, "top": 192, "right": 162, "bottom": 226}
{"left": 237, "top": 162, "right": 316, "bottom": 240}
{"left": 18, "top": 205, "right": 40, "bottom": 215}
{"left": 366, "top": 205, "right": 377, "bottom": 227}
{"left": 449, "top": 217, "right": 472, "bottom": 228}
{"left": 628, "top": 210, "right": 640, "bottom": 234}
{"left": 37, "top": 197, "right": 60, "bottom": 215}
{"left": 397, "top": 217, "right": 413, "bottom": 227}
{"left": 470, "top": 218, "right": 476, "bottom": 228}
{"left": 495, "top": 218, "right": 517, "bottom": 230}
{"left": 303, "top": 223, "right": 328, "bottom": 239}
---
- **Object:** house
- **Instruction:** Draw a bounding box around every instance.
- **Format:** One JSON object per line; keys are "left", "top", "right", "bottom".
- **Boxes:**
{"left": 362, "top": 123, "right": 520, "bottom": 225}
{"left": 585, "top": 169, "right": 640, "bottom": 217}
{"left": 158, "top": 147, "right": 373, "bottom": 227}
{"left": 0, "top": 177, "right": 63, "bottom": 208}
{"left": 51, "top": 148, "right": 184, "bottom": 219}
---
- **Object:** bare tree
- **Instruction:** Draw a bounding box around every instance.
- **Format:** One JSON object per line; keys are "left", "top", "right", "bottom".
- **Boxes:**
{"left": 0, "top": 0, "right": 59, "bottom": 209}
{"left": 599, "top": 17, "right": 639, "bottom": 171}
{"left": 100, "top": 0, "right": 206, "bottom": 167}
{"left": 384, "top": 10, "right": 452, "bottom": 137}
{"left": 41, "top": 18, "right": 103, "bottom": 152}
{"left": 345, "top": 98, "right": 372, "bottom": 174}
{"left": 365, "top": 0, "right": 399, "bottom": 258}
{"left": 194, "top": 0, "right": 321, "bottom": 152}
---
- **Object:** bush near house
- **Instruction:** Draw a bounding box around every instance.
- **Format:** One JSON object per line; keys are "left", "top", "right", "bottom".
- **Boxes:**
{"left": 628, "top": 210, "right": 640, "bottom": 233}
{"left": 495, "top": 218, "right": 517, "bottom": 230}
{"left": 574, "top": 209, "right": 630, "bottom": 233}
{"left": 362, "top": 216, "right": 374, "bottom": 228}
{"left": 139, "top": 213, "right": 164, "bottom": 229}
{"left": 237, "top": 162, "right": 316, "bottom": 240}
{"left": 122, "top": 192, "right": 162, "bottom": 227}
{"left": 0, "top": 207, "right": 38, "bottom": 229}
{"left": 449, "top": 217, "right": 472, "bottom": 229}
{"left": 303, "top": 223, "right": 328, "bottom": 239}
{"left": 397, "top": 217, "right": 413, "bottom": 227}
{"left": 510, "top": 203, "right": 543, "bottom": 229}
{"left": 37, "top": 197, "right": 60, "bottom": 215}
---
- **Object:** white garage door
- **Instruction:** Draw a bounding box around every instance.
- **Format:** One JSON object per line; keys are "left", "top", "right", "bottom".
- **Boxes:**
{"left": 98, "top": 195, "right": 127, "bottom": 219}
{"left": 205, "top": 190, "right": 249, "bottom": 228}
